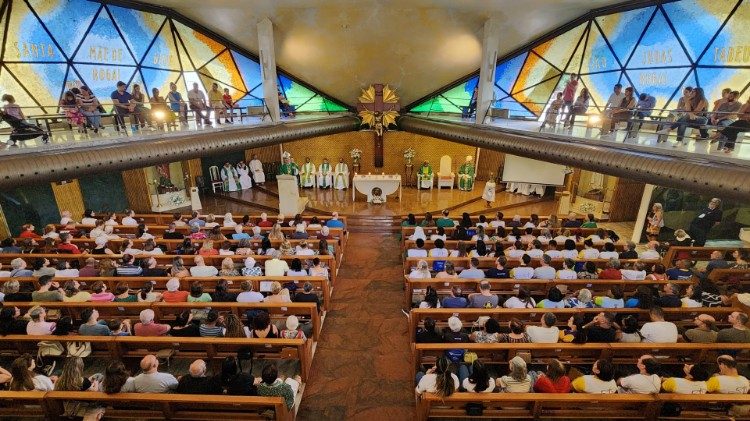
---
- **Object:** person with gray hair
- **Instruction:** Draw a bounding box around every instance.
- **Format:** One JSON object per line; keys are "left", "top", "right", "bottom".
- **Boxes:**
{"left": 121, "top": 355, "right": 178, "bottom": 393}
{"left": 9, "top": 258, "right": 32, "bottom": 277}
{"left": 533, "top": 254, "right": 556, "bottom": 279}
{"left": 176, "top": 359, "right": 223, "bottom": 394}
{"left": 619, "top": 241, "right": 638, "bottom": 260}
{"left": 133, "top": 309, "right": 170, "bottom": 336}
{"left": 565, "top": 288, "right": 594, "bottom": 308}
{"left": 657, "top": 283, "right": 682, "bottom": 308}
{"left": 599, "top": 258, "right": 622, "bottom": 280}
{"left": 498, "top": 356, "right": 531, "bottom": 392}
{"left": 467, "top": 281, "right": 499, "bottom": 308}
{"left": 264, "top": 250, "right": 289, "bottom": 276}
{"left": 294, "top": 282, "right": 321, "bottom": 311}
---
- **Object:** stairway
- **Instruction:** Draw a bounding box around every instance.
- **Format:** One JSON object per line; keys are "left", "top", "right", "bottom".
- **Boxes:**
{"left": 344, "top": 214, "right": 401, "bottom": 233}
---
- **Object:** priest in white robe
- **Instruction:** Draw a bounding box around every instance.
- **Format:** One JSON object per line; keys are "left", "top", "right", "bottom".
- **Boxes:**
{"left": 334, "top": 158, "right": 349, "bottom": 190}
{"left": 220, "top": 162, "right": 241, "bottom": 192}
{"left": 300, "top": 157, "right": 316, "bottom": 188}
{"left": 236, "top": 161, "right": 253, "bottom": 190}
{"left": 317, "top": 158, "right": 333, "bottom": 189}
{"left": 249, "top": 154, "right": 265, "bottom": 185}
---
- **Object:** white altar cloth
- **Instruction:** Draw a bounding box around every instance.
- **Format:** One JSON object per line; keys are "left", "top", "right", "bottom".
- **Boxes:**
{"left": 352, "top": 174, "right": 402, "bottom": 203}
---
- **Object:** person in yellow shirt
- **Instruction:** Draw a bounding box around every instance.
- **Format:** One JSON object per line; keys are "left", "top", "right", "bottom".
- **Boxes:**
{"left": 62, "top": 280, "right": 92, "bottom": 302}
{"left": 662, "top": 364, "right": 710, "bottom": 394}
{"left": 208, "top": 82, "right": 228, "bottom": 125}
{"left": 706, "top": 355, "right": 750, "bottom": 394}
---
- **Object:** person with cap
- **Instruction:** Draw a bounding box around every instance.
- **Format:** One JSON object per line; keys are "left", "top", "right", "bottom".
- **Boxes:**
{"left": 162, "top": 278, "right": 189, "bottom": 302}
{"left": 683, "top": 314, "right": 718, "bottom": 343}
{"left": 293, "top": 282, "right": 320, "bottom": 311}
{"left": 134, "top": 309, "right": 170, "bottom": 336}
{"left": 26, "top": 306, "right": 56, "bottom": 335}
{"left": 280, "top": 315, "right": 307, "bottom": 340}
{"left": 121, "top": 355, "right": 178, "bottom": 393}
{"left": 176, "top": 359, "right": 222, "bottom": 394}
{"left": 707, "top": 355, "right": 750, "bottom": 394}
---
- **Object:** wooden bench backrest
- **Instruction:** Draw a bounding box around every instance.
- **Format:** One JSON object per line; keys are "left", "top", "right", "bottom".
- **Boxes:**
{"left": 402, "top": 256, "right": 656, "bottom": 274}
{"left": 403, "top": 239, "right": 626, "bottom": 251}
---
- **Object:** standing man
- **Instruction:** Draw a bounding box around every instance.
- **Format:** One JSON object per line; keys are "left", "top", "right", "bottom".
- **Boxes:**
{"left": 317, "top": 158, "right": 333, "bottom": 189}
{"left": 278, "top": 156, "right": 295, "bottom": 175}
{"left": 220, "top": 162, "right": 241, "bottom": 192}
{"left": 689, "top": 198, "right": 723, "bottom": 247}
{"left": 334, "top": 158, "right": 349, "bottom": 190}
{"left": 561, "top": 73, "right": 578, "bottom": 121}
{"left": 187, "top": 82, "right": 211, "bottom": 126}
{"left": 111, "top": 81, "right": 136, "bottom": 132}
{"left": 300, "top": 157, "right": 316, "bottom": 188}
{"left": 417, "top": 160, "right": 433, "bottom": 189}
{"left": 249, "top": 154, "right": 265, "bottom": 186}
{"left": 457, "top": 156, "right": 475, "bottom": 191}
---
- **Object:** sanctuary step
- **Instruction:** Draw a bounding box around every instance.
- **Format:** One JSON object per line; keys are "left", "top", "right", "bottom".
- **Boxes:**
{"left": 345, "top": 215, "right": 401, "bottom": 233}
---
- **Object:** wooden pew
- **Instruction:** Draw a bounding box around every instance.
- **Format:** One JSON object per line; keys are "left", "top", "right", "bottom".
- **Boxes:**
{"left": 404, "top": 277, "right": 693, "bottom": 309}
{"left": 403, "top": 214, "right": 581, "bottom": 225}
{"left": 400, "top": 226, "right": 601, "bottom": 248}
{"left": 415, "top": 392, "right": 750, "bottom": 421}
{"left": 8, "top": 275, "right": 331, "bottom": 313}
{"left": 709, "top": 268, "right": 750, "bottom": 284}
{"left": 0, "top": 253, "right": 339, "bottom": 286}
{"left": 663, "top": 246, "right": 750, "bottom": 267}
{"left": 4, "top": 301, "right": 322, "bottom": 342}
{"left": 0, "top": 391, "right": 50, "bottom": 419}
{"left": 404, "top": 238, "right": 626, "bottom": 252}
{"left": 129, "top": 212, "right": 347, "bottom": 227}
{"left": 402, "top": 256, "right": 657, "bottom": 276}
{"left": 407, "top": 307, "right": 738, "bottom": 342}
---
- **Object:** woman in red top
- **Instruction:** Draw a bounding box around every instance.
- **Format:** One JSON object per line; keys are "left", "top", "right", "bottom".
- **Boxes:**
{"left": 222, "top": 88, "right": 234, "bottom": 123}
{"left": 198, "top": 240, "right": 219, "bottom": 256}
{"left": 533, "top": 359, "right": 571, "bottom": 393}
{"left": 19, "top": 224, "right": 40, "bottom": 239}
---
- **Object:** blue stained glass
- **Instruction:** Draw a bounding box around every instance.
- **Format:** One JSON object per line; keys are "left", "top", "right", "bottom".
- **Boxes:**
{"left": 140, "top": 23, "right": 181, "bottom": 71}
{"left": 628, "top": 10, "right": 691, "bottom": 68}
{"left": 696, "top": 67, "right": 750, "bottom": 104}
{"left": 625, "top": 67, "right": 691, "bottom": 111}
{"left": 34, "top": 0, "right": 100, "bottom": 58}
{"left": 107, "top": 5, "right": 166, "bottom": 64}
{"left": 73, "top": 63, "right": 137, "bottom": 103}
{"left": 663, "top": 0, "right": 735, "bottom": 62}
{"left": 580, "top": 25, "right": 620, "bottom": 74}
{"left": 5, "top": 0, "right": 64, "bottom": 62}
{"left": 74, "top": 8, "right": 136, "bottom": 66}
{"left": 232, "top": 50, "right": 262, "bottom": 93}
{"left": 596, "top": 7, "right": 655, "bottom": 65}
{"left": 140, "top": 67, "right": 180, "bottom": 98}
{"left": 579, "top": 71, "right": 623, "bottom": 111}
{"left": 495, "top": 53, "right": 527, "bottom": 94}
{"left": 494, "top": 97, "right": 535, "bottom": 118}
{"left": 234, "top": 93, "right": 264, "bottom": 108}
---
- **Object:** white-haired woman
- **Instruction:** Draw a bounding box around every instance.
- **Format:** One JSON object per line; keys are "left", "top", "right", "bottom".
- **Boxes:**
{"left": 241, "top": 257, "right": 263, "bottom": 276}
{"left": 223, "top": 213, "right": 237, "bottom": 228}
{"left": 408, "top": 260, "right": 431, "bottom": 279}
{"left": 498, "top": 356, "right": 531, "bottom": 392}
{"left": 646, "top": 203, "right": 664, "bottom": 237}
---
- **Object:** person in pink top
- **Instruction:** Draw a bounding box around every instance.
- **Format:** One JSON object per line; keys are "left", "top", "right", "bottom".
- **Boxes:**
{"left": 561, "top": 74, "right": 578, "bottom": 121}
{"left": 90, "top": 281, "right": 115, "bottom": 302}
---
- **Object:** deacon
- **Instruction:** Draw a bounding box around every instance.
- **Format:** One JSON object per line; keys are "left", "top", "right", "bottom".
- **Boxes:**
{"left": 334, "top": 158, "right": 349, "bottom": 190}
{"left": 318, "top": 158, "right": 333, "bottom": 189}
{"left": 249, "top": 154, "right": 265, "bottom": 186}
{"left": 220, "top": 162, "right": 241, "bottom": 192}
{"left": 458, "top": 155, "right": 475, "bottom": 191}
{"left": 417, "top": 160, "right": 433, "bottom": 189}
{"left": 300, "top": 157, "right": 316, "bottom": 188}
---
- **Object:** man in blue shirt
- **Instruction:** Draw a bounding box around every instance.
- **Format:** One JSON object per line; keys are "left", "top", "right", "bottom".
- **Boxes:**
{"left": 484, "top": 256, "right": 510, "bottom": 278}
{"left": 626, "top": 93, "right": 656, "bottom": 136}
{"left": 442, "top": 286, "right": 468, "bottom": 308}
{"left": 665, "top": 259, "right": 693, "bottom": 280}
{"left": 326, "top": 212, "right": 345, "bottom": 228}
{"left": 111, "top": 81, "right": 135, "bottom": 131}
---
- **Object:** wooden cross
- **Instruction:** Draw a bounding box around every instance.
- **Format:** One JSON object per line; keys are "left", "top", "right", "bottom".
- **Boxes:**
{"left": 357, "top": 84, "right": 400, "bottom": 168}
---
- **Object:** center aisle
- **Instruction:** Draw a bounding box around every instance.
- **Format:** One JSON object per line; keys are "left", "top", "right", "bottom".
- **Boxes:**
{"left": 297, "top": 232, "right": 414, "bottom": 420}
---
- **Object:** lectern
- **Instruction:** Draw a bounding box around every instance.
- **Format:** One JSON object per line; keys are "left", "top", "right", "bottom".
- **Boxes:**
{"left": 278, "top": 175, "right": 308, "bottom": 215}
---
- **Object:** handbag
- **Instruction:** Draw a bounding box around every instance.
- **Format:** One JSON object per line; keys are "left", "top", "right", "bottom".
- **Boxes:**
{"left": 37, "top": 341, "right": 64, "bottom": 357}
{"left": 463, "top": 351, "right": 478, "bottom": 364}
{"left": 465, "top": 403, "right": 484, "bottom": 416}
{"left": 67, "top": 341, "right": 92, "bottom": 358}
{"left": 432, "top": 260, "right": 446, "bottom": 272}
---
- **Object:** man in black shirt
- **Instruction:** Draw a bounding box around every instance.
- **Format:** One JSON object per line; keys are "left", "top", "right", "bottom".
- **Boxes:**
{"left": 485, "top": 256, "right": 510, "bottom": 279}
{"left": 582, "top": 312, "right": 617, "bottom": 342}
{"left": 415, "top": 317, "right": 442, "bottom": 343}
{"left": 689, "top": 198, "right": 723, "bottom": 247}
{"left": 618, "top": 241, "right": 638, "bottom": 260}
{"left": 176, "top": 359, "right": 223, "bottom": 394}
{"left": 163, "top": 223, "right": 185, "bottom": 240}
{"left": 657, "top": 283, "right": 682, "bottom": 308}
{"left": 293, "top": 282, "right": 321, "bottom": 312}
{"left": 140, "top": 258, "right": 168, "bottom": 277}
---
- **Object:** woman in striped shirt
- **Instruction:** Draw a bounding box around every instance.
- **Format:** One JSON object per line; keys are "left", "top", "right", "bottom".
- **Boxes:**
{"left": 76, "top": 86, "right": 103, "bottom": 133}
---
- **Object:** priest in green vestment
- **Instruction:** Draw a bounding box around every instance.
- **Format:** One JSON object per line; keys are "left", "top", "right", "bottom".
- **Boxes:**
{"left": 278, "top": 157, "right": 295, "bottom": 175}
{"left": 458, "top": 155, "right": 475, "bottom": 191}
{"left": 300, "top": 157, "right": 316, "bottom": 188}
{"left": 317, "top": 158, "right": 333, "bottom": 188}
{"left": 417, "top": 160, "right": 433, "bottom": 189}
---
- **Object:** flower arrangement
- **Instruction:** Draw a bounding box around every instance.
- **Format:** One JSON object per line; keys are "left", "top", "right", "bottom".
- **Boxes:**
{"left": 350, "top": 148, "right": 363, "bottom": 164}
{"left": 403, "top": 147, "right": 416, "bottom": 165}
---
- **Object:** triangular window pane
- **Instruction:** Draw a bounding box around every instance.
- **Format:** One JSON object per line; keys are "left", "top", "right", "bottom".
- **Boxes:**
{"left": 663, "top": 0, "right": 736, "bottom": 62}
{"left": 699, "top": 1, "right": 750, "bottom": 65}
{"left": 199, "top": 50, "right": 245, "bottom": 92}
{"left": 626, "top": 67, "right": 692, "bottom": 112}
{"left": 5, "top": 0, "right": 63, "bottom": 62}
{"left": 198, "top": 74, "right": 244, "bottom": 102}
{"left": 579, "top": 71, "right": 623, "bottom": 112}
{"left": 495, "top": 53, "right": 527, "bottom": 94}
{"left": 140, "top": 68, "right": 181, "bottom": 99}
{"left": 579, "top": 23, "right": 620, "bottom": 74}
{"left": 628, "top": 9, "right": 691, "bottom": 68}
{"left": 32, "top": 0, "right": 99, "bottom": 58}
{"left": 596, "top": 7, "right": 655, "bottom": 66}
{"left": 278, "top": 74, "right": 316, "bottom": 108}
{"left": 233, "top": 93, "right": 264, "bottom": 109}
{"left": 5, "top": 62, "right": 67, "bottom": 111}
{"left": 296, "top": 95, "right": 327, "bottom": 112}
{"left": 232, "top": 50, "right": 262, "bottom": 94}
{"left": 323, "top": 98, "right": 348, "bottom": 112}
{"left": 175, "top": 32, "right": 195, "bottom": 71}
{"left": 564, "top": 28, "right": 587, "bottom": 76}
{"left": 107, "top": 5, "right": 166, "bottom": 65}
{"left": 141, "top": 21, "right": 181, "bottom": 71}
{"left": 0, "top": 65, "right": 46, "bottom": 114}
{"left": 512, "top": 75, "right": 561, "bottom": 116}
{"left": 494, "top": 97, "right": 535, "bottom": 119}
{"left": 510, "top": 54, "right": 560, "bottom": 95}
{"left": 696, "top": 67, "right": 750, "bottom": 106}
{"left": 532, "top": 23, "right": 586, "bottom": 71}
{"left": 173, "top": 20, "right": 225, "bottom": 69}
{"left": 74, "top": 8, "right": 136, "bottom": 66}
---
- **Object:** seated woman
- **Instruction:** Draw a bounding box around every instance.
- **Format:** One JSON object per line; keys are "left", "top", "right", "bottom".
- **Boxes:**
{"left": 576, "top": 261, "right": 599, "bottom": 279}
{"left": 619, "top": 315, "right": 643, "bottom": 342}
{"left": 287, "top": 258, "right": 307, "bottom": 276}
{"left": 415, "top": 356, "right": 458, "bottom": 397}
{"left": 461, "top": 360, "right": 495, "bottom": 393}
{"left": 219, "top": 257, "right": 239, "bottom": 276}
{"left": 498, "top": 318, "right": 530, "bottom": 343}
{"left": 565, "top": 288, "right": 594, "bottom": 308}
{"left": 504, "top": 287, "right": 536, "bottom": 309}
{"left": 408, "top": 260, "right": 431, "bottom": 279}
{"left": 469, "top": 240, "right": 489, "bottom": 258}
{"left": 536, "top": 287, "right": 565, "bottom": 308}
{"left": 59, "top": 90, "right": 85, "bottom": 132}
{"left": 269, "top": 224, "right": 285, "bottom": 241}
{"left": 429, "top": 239, "right": 449, "bottom": 258}
{"left": 470, "top": 318, "right": 502, "bottom": 343}
{"left": 430, "top": 226, "right": 447, "bottom": 241}
{"left": 198, "top": 240, "right": 219, "bottom": 256}
{"left": 534, "top": 359, "right": 571, "bottom": 393}
{"left": 418, "top": 286, "right": 440, "bottom": 309}
{"left": 497, "top": 356, "right": 532, "bottom": 392}
{"left": 266, "top": 282, "right": 291, "bottom": 303}
{"left": 435, "top": 261, "right": 458, "bottom": 279}
{"left": 471, "top": 225, "right": 489, "bottom": 242}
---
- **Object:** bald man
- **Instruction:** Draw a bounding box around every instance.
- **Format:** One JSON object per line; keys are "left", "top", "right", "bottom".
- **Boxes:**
{"left": 121, "top": 354, "right": 178, "bottom": 393}
{"left": 176, "top": 359, "right": 223, "bottom": 394}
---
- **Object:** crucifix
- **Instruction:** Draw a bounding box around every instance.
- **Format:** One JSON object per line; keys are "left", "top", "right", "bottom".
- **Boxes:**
{"left": 357, "top": 84, "right": 400, "bottom": 168}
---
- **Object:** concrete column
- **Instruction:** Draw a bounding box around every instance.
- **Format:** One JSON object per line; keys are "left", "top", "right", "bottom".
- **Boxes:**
{"left": 475, "top": 18, "right": 501, "bottom": 124}
{"left": 631, "top": 183, "right": 655, "bottom": 244}
{"left": 258, "top": 18, "right": 281, "bottom": 122}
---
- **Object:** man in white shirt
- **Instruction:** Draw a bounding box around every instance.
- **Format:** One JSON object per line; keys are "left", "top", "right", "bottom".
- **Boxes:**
{"left": 707, "top": 355, "right": 750, "bottom": 394}
{"left": 187, "top": 82, "right": 211, "bottom": 126}
{"left": 510, "top": 255, "right": 534, "bottom": 280}
{"left": 526, "top": 313, "right": 559, "bottom": 343}
{"left": 506, "top": 241, "right": 526, "bottom": 259}
{"left": 236, "top": 281, "right": 264, "bottom": 303}
{"left": 407, "top": 239, "right": 428, "bottom": 258}
{"left": 189, "top": 255, "right": 218, "bottom": 277}
{"left": 639, "top": 241, "right": 661, "bottom": 260}
{"left": 639, "top": 306, "right": 678, "bottom": 343}
{"left": 617, "top": 354, "right": 661, "bottom": 394}
{"left": 621, "top": 262, "right": 647, "bottom": 280}
{"left": 265, "top": 251, "right": 290, "bottom": 277}
{"left": 603, "top": 83, "right": 625, "bottom": 113}
{"left": 526, "top": 240, "right": 544, "bottom": 259}
{"left": 544, "top": 240, "right": 562, "bottom": 259}
{"left": 458, "top": 258, "right": 485, "bottom": 279}
{"left": 533, "top": 255, "right": 556, "bottom": 279}
{"left": 556, "top": 258, "right": 578, "bottom": 280}
{"left": 121, "top": 355, "right": 178, "bottom": 393}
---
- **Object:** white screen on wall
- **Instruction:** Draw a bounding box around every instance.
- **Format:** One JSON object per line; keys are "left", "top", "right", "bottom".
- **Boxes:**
{"left": 501, "top": 155, "right": 566, "bottom": 186}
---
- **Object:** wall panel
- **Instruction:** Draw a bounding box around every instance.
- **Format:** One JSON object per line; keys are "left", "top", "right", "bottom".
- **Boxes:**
{"left": 476, "top": 149, "right": 504, "bottom": 182}
{"left": 50, "top": 180, "right": 85, "bottom": 221}
{"left": 121, "top": 168, "right": 151, "bottom": 212}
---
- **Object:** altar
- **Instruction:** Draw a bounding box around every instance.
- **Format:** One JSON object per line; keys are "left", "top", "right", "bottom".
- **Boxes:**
{"left": 150, "top": 190, "right": 190, "bottom": 212}
{"left": 506, "top": 182, "right": 546, "bottom": 196}
{"left": 352, "top": 174, "right": 402, "bottom": 203}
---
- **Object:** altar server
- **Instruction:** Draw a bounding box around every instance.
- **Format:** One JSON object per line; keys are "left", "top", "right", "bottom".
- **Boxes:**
{"left": 236, "top": 161, "right": 253, "bottom": 190}
{"left": 249, "top": 154, "right": 265, "bottom": 185}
